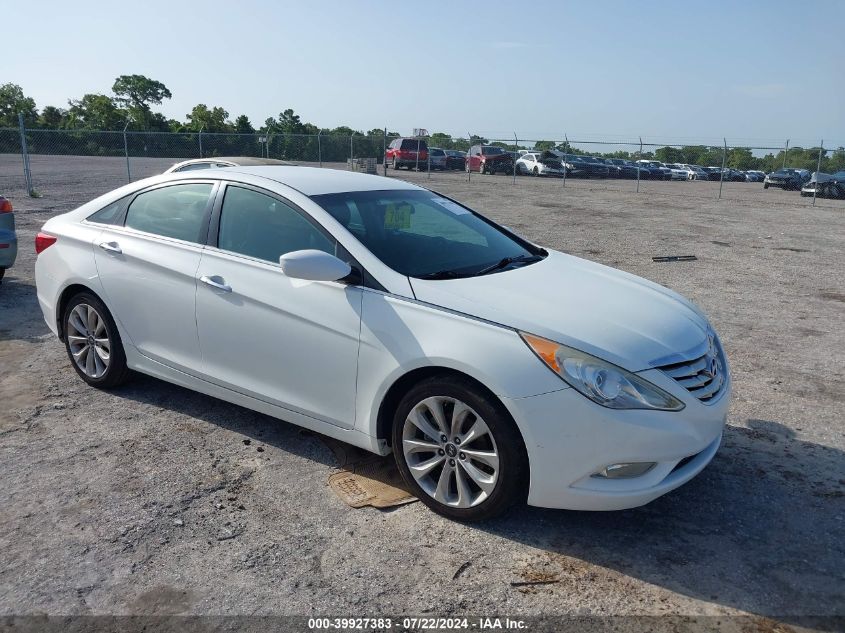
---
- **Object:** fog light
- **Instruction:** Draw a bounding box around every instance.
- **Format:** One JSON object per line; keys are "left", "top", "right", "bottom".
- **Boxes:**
{"left": 591, "top": 462, "right": 656, "bottom": 479}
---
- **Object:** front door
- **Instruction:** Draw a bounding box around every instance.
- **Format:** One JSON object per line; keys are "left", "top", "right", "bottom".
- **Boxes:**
{"left": 195, "top": 184, "right": 362, "bottom": 428}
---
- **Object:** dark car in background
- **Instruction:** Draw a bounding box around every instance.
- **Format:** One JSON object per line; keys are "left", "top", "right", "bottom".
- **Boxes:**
{"left": 466, "top": 145, "right": 515, "bottom": 174}
{"left": 428, "top": 147, "right": 448, "bottom": 171}
{"left": 704, "top": 167, "right": 724, "bottom": 181}
{"left": 605, "top": 158, "right": 641, "bottom": 179}
{"left": 764, "top": 168, "right": 810, "bottom": 190}
{"left": 800, "top": 170, "right": 845, "bottom": 198}
{"left": 562, "top": 155, "right": 609, "bottom": 178}
{"left": 0, "top": 195, "right": 17, "bottom": 283}
{"left": 386, "top": 138, "right": 429, "bottom": 170}
{"left": 444, "top": 150, "right": 466, "bottom": 170}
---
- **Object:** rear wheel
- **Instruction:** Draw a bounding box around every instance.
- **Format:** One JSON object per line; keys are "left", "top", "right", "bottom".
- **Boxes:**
{"left": 63, "top": 292, "right": 131, "bottom": 389}
{"left": 0, "top": 268, "right": 4, "bottom": 284}
{"left": 532, "top": 167, "right": 539, "bottom": 177}
{"left": 392, "top": 376, "right": 528, "bottom": 521}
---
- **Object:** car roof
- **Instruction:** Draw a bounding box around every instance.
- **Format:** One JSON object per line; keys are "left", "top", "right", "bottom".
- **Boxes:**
{"left": 201, "top": 165, "right": 423, "bottom": 196}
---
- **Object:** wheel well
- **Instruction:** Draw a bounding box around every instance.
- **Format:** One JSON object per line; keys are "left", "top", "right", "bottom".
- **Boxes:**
{"left": 376, "top": 366, "right": 517, "bottom": 448}
{"left": 56, "top": 284, "right": 100, "bottom": 340}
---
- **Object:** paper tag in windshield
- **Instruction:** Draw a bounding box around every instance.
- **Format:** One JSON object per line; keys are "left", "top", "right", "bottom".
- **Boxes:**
{"left": 432, "top": 198, "right": 469, "bottom": 215}
{"left": 384, "top": 203, "right": 412, "bottom": 229}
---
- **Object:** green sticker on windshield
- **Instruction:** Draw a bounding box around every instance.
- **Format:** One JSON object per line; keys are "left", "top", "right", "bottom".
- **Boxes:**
{"left": 384, "top": 203, "right": 412, "bottom": 229}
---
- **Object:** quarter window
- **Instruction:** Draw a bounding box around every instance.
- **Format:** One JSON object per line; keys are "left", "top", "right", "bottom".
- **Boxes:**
{"left": 217, "top": 186, "right": 335, "bottom": 263}
{"left": 124, "top": 183, "right": 213, "bottom": 243}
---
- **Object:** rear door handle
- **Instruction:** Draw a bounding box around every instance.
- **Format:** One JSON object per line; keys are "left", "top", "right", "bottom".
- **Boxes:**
{"left": 98, "top": 241, "right": 122, "bottom": 254}
{"left": 200, "top": 275, "right": 232, "bottom": 293}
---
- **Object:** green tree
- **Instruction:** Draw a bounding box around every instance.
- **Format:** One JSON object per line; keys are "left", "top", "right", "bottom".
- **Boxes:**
{"left": 38, "top": 105, "right": 67, "bottom": 129}
{"left": 654, "top": 146, "right": 685, "bottom": 163}
{"left": 0, "top": 83, "right": 38, "bottom": 127}
{"left": 186, "top": 104, "right": 231, "bottom": 132}
{"left": 67, "top": 94, "right": 125, "bottom": 130}
{"left": 112, "top": 74, "right": 172, "bottom": 129}
{"left": 235, "top": 115, "right": 255, "bottom": 134}
{"left": 727, "top": 147, "right": 754, "bottom": 170}
{"left": 533, "top": 140, "right": 556, "bottom": 151}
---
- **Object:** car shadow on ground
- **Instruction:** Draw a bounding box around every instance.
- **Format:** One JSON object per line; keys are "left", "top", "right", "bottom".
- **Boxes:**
{"left": 110, "top": 369, "right": 844, "bottom": 623}
{"left": 478, "top": 418, "right": 844, "bottom": 623}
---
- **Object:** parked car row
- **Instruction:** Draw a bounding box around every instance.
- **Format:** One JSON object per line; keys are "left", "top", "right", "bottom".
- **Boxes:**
{"left": 385, "top": 139, "right": 835, "bottom": 195}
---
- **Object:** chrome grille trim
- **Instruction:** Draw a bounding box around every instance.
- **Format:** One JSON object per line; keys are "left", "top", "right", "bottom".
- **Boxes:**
{"left": 654, "top": 332, "right": 727, "bottom": 404}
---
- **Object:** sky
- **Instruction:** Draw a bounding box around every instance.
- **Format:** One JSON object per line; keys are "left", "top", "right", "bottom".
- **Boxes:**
{"left": 4, "top": 0, "right": 844, "bottom": 148}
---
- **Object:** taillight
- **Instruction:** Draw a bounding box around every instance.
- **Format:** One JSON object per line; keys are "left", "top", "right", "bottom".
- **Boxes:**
{"left": 35, "top": 232, "right": 57, "bottom": 254}
{"left": 0, "top": 198, "right": 12, "bottom": 213}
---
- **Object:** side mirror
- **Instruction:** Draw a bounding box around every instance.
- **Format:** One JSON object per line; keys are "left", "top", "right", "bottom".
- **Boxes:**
{"left": 279, "top": 249, "right": 352, "bottom": 282}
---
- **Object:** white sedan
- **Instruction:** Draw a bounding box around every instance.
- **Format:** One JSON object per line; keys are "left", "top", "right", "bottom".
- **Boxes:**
{"left": 515, "top": 152, "right": 566, "bottom": 177}
{"left": 34, "top": 167, "right": 729, "bottom": 521}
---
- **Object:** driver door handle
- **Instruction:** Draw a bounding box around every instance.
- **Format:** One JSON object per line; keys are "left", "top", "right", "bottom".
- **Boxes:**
{"left": 200, "top": 275, "right": 232, "bottom": 293}
{"left": 98, "top": 241, "right": 122, "bottom": 254}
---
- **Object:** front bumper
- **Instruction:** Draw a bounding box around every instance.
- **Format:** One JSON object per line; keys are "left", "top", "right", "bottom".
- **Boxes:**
{"left": 502, "top": 369, "right": 729, "bottom": 511}
{"left": 0, "top": 230, "right": 17, "bottom": 269}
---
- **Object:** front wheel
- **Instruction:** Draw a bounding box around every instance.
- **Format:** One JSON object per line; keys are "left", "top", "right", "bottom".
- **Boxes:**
{"left": 763, "top": 183, "right": 769, "bottom": 189}
{"left": 392, "top": 376, "right": 528, "bottom": 521}
{"left": 63, "top": 292, "right": 131, "bottom": 388}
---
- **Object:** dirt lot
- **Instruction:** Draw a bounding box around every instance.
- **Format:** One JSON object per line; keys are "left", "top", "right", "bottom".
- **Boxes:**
{"left": 1, "top": 155, "right": 843, "bottom": 629}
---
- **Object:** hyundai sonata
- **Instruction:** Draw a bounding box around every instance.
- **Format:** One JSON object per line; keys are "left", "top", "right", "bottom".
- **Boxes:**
{"left": 34, "top": 167, "right": 729, "bottom": 521}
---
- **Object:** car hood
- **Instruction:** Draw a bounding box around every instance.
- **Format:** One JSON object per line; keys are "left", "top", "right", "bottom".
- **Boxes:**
{"left": 409, "top": 250, "right": 709, "bottom": 371}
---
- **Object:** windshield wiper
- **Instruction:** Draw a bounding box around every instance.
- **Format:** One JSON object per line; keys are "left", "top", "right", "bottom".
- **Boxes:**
{"left": 474, "top": 254, "right": 543, "bottom": 276}
{"left": 417, "top": 269, "right": 466, "bottom": 280}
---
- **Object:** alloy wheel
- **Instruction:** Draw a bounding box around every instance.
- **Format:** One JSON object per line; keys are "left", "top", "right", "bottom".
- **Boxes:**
{"left": 401, "top": 396, "right": 500, "bottom": 508}
{"left": 66, "top": 303, "right": 111, "bottom": 378}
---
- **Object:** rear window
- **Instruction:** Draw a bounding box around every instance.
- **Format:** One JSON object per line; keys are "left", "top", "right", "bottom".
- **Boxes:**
{"left": 430, "top": 148, "right": 445, "bottom": 156}
{"left": 124, "top": 183, "right": 213, "bottom": 243}
{"left": 400, "top": 139, "right": 428, "bottom": 150}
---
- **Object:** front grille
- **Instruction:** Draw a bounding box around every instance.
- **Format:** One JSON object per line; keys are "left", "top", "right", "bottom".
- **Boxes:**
{"left": 656, "top": 336, "right": 727, "bottom": 403}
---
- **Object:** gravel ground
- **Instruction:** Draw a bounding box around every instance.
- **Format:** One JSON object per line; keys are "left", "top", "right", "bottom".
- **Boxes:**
{"left": 0, "top": 155, "right": 843, "bottom": 629}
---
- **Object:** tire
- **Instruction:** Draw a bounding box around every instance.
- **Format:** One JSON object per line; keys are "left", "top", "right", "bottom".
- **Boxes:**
{"left": 763, "top": 183, "right": 769, "bottom": 189}
{"left": 0, "top": 268, "right": 4, "bottom": 284}
{"left": 63, "top": 291, "right": 131, "bottom": 389}
{"left": 392, "top": 375, "right": 528, "bottom": 521}
{"left": 532, "top": 167, "right": 539, "bottom": 177}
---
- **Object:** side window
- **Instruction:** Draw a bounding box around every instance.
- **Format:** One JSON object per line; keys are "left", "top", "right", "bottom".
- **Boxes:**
{"left": 217, "top": 186, "right": 335, "bottom": 263}
{"left": 124, "top": 183, "right": 213, "bottom": 243}
{"left": 175, "top": 162, "right": 214, "bottom": 172}
{"left": 87, "top": 197, "right": 128, "bottom": 225}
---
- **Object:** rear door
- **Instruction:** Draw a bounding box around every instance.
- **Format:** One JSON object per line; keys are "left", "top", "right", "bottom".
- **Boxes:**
{"left": 195, "top": 183, "right": 362, "bottom": 428}
{"left": 93, "top": 181, "right": 216, "bottom": 373}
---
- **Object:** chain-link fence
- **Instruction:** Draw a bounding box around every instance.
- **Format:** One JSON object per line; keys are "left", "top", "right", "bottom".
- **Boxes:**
{"left": 1, "top": 124, "right": 843, "bottom": 209}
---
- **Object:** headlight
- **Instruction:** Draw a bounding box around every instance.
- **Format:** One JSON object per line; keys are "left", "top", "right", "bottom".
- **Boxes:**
{"left": 520, "top": 333, "right": 685, "bottom": 411}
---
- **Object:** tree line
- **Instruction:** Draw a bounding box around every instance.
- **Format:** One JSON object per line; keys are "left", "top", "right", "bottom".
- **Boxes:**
{"left": 1, "top": 77, "right": 842, "bottom": 173}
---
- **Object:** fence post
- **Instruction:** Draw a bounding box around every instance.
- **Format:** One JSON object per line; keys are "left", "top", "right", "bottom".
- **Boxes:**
{"left": 466, "top": 132, "right": 472, "bottom": 182}
{"left": 718, "top": 138, "right": 727, "bottom": 199}
{"left": 18, "top": 113, "right": 34, "bottom": 197}
{"left": 318, "top": 130, "right": 322, "bottom": 168}
{"left": 813, "top": 140, "right": 823, "bottom": 208}
{"left": 783, "top": 139, "right": 789, "bottom": 168}
{"left": 350, "top": 134, "right": 354, "bottom": 162}
{"left": 123, "top": 120, "right": 131, "bottom": 183}
{"left": 383, "top": 128, "right": 387, "bottom": 176}
{"left": 198, "top": 126, "right": 204, "bottom": 157}
{"left": 636, "top": 137, "right": 642, "bottom": 193}
{"left": 563, "top": 133, "right": 570, "bottom": 189}
{"left": 415, "top": 138, "right": 420, "bottom": 172}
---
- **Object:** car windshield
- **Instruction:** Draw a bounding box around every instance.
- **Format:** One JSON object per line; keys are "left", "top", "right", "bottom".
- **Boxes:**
{"left": 773, "top": 169, "right": 796, "bottom": 175}
{"left": 310, "top": 189, "right": 544, "bottom": 278}
{"left": 482, "top": 146, "right": 504, "bottom": 155}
